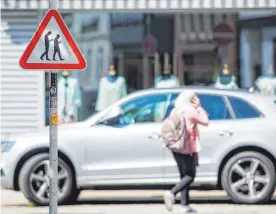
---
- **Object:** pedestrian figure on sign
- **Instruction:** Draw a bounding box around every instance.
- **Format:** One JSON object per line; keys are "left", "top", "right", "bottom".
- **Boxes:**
{"left": 40, "top": 31, "right": 52, "bottom": 61}
{"left": 53, "top": 34, "right": 64, "bottom": 61}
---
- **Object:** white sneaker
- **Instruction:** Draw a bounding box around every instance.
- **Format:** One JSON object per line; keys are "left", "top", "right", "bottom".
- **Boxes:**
{"left": 163, "top": 191, "right": 175, "bottom": 212}
{"left": 181, "top": 206, "right": 197, "bottom": 213}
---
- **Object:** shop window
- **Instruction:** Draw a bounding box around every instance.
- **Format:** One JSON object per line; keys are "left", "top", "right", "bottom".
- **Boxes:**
{"left": 198, "top": 14, "right": 204, "bottom": 32}
{"left": 126, "top": 65, "right": 139, "bottom": 91}
{"left": 273, "top": 38, "right": 276, "bottom": 75}
{"left": 96, "top": 47, "right": 104, "bottom": 80}
{"left": 81, "top": 17, "right": 99, "bottom": 34}
{"left": 190, "top": 14, "right": 195, "bottom": 32}
{"left": 182, "top": 54, "right": 194, "bottom": 66}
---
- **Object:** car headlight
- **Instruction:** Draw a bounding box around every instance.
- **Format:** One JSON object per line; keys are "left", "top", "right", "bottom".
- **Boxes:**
{"left": 1, "top": 141, "right": 16, "bottom": 153}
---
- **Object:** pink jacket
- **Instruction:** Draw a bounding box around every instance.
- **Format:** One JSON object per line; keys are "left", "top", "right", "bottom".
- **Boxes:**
{"left": 172, "top": 106, "right": 209, "bottom": 154}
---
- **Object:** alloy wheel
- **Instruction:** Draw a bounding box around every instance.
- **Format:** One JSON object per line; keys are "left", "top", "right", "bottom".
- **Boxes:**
{"left": 229, "top": 157, "right": 270, "bottom": 201}
{"left": 28, "top": 160, "right": 69, "bottom": 203}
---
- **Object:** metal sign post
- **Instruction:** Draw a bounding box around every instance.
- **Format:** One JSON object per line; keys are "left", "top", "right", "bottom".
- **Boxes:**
{"left": 49, "top": 72, "right": 58, "bottom": 214}
{"left": 49, "top": 1, "right": 58, "bottom": 214}
{"left": 19, "top": 1, "right": 86, "bottom": 212}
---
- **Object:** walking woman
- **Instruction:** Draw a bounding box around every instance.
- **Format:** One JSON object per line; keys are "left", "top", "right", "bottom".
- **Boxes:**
{"left": 163, "top": 91, "right": 209, "bottom": 213}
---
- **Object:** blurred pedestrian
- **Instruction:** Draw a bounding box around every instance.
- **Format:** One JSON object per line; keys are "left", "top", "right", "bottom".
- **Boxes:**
{"left": 163, "top": 91, "right": 209, "bottom": 213}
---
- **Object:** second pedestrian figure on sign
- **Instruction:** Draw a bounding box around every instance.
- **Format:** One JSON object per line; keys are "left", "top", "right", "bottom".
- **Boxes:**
{"left": 162, "top": 91, "right": 209, "bottom": 213}
{"left": 53, "top": 34, "right": 64, "bottom": 61}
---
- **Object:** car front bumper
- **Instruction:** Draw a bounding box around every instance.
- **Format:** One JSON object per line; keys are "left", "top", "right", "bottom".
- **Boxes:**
{"left": 0, "top": 154, "right": 15, "bottom": 190}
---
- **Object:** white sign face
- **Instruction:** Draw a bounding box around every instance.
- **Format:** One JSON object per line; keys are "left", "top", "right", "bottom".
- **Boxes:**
{"left": 19, "top": 10, "right": 86, "bottom": 70}
{"left": 27, "top": 17, "right": 78, "bottom": 64}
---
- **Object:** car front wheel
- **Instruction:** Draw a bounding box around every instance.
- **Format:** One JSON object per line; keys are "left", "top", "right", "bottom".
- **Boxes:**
{"left": 19, "top": 153, "right": 80, "bottom": 206}
{"left": 221, "top": 151, "right": 276, "bottom": 204}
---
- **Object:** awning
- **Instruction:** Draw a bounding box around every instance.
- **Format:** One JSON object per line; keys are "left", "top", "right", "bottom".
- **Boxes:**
{"left": 2, "top": 0, "right": 276, "bottom": 10}
{"left": 180, "top": 14, "right": 232, "bottom": 44}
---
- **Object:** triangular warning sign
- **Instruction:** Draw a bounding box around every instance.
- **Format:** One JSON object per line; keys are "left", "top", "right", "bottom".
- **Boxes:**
{"left": 19, "top": 9, "right": 86, "bottom": 70}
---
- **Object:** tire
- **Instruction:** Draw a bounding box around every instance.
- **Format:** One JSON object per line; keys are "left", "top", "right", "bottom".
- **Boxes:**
{"left": 19, "top": 153, "right": 80, "bottom": 206}
{"left": 221, "top": 151, "right": 276, "bottom": 204}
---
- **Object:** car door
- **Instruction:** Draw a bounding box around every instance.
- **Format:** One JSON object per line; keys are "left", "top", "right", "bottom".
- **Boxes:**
{"left": 162, "top": 92, "right": 235, "bottom": 183}
{"left": 83, "top": 93, "right": 171, "bottom": 184}
{"left": 223, "top": 95, "right": 268, "bottom": 147}
{"left": 195, "top": 93, "right": 234, "bottom": 179}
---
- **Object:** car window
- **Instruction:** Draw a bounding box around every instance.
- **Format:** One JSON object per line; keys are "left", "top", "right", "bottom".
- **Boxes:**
{"left": 118, "top": 94, "right": 170, "bottom": 125}
{"left": 228, "top": 96, "right": 262, "bottom": 119}
{"left": 162, "top": 93, "right": 178, "bottom": 118}
{"left": 197, "top": 94, "right": 231, "bottom": 120}
{"left": 170, "top": 93, "right": 231, "bottom": 120}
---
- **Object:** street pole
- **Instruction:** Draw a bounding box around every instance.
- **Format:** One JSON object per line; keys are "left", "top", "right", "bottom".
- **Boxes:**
{"left": 49, "top": 1, "right": 58, "bottom": 214}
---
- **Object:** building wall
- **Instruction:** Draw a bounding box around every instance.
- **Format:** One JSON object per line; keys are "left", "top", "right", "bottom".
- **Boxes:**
{"left": 262, "top": 26, "right": 276, "bottom": 75}
{"left": 1, "top": 10, "right": 45, "bottom": 137}
{"left": 110, "top": 13, "right": 144, "bottom": 46}
{"left": 240, "top": 29, "right": 262, "bottom": 88}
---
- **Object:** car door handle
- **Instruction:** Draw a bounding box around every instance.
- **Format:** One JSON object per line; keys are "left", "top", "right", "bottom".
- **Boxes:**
{"left": 219, "top": 131, "right": 233, "bottom": 137}
{"left": 148, "top": 132, "right": 161, "bottom": 140}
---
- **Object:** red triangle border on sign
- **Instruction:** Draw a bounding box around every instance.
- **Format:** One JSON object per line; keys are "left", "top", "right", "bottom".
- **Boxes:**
{"left": 19, "top": 9, "right": 86, "bottom": 70}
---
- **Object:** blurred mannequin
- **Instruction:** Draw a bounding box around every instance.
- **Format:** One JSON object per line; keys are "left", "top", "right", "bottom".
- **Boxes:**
{"left": 58, "top": 70, "right": 82, "bottom": 124}
{"left": 154, "top": 53, "right": 180, "bottom": 88}
{"left": 214, "top": 64, "right": 238, "bottom": 90}
{"left": 255, "top": 64, "right": 276, "bottom": 95}
{"left": 153, "top": 54, "right": 179, "bottom": 122}
{"left": 95, "top": 65, "right": 127, "bottom": 112}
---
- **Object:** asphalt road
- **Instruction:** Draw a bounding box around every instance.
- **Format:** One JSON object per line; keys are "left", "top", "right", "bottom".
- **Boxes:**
{"left": 1, "top": 189, "right": 276, "bottom": 214}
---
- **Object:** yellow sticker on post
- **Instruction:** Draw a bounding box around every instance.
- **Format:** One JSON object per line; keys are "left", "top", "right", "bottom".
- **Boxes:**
{"left": 50, "top": 112, "right": 58, "bottom": 125}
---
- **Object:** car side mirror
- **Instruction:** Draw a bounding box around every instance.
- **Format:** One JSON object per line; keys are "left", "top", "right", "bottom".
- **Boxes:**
{"left": 98, "top": 107, "right": 124, "bottom": 126}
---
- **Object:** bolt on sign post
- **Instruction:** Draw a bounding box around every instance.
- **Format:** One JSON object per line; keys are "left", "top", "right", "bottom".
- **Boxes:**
{"left": 19, "top": 0, "right": 86, "bottom": 214}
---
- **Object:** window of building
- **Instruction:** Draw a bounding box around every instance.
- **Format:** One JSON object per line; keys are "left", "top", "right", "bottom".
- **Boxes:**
{"left": 228, "top": 96, "right": 263, "bottom": 119}
{"left": 190, "top": 14, "right": 195, "bottom": 32}
{"left": 96, "top": 47, "right": 104, "bottom": 81}
{"left": 273, "top": 38, "right": 276, "bottom": 76}
{"left": 81, "top": 17, "right": 99, "bottom": 34}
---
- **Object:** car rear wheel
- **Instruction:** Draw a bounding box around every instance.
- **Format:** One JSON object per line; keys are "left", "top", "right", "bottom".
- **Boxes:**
{"left": 19, "top": 153, "right": 80, "bottom": 206}
{"left": 222, "top": 151, "right": 276, "bottom": 204}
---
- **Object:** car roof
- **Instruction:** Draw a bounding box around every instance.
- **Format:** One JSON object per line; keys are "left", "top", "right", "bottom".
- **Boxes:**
{"left": 131, "top": 86, "right": 264, "bottom": 98}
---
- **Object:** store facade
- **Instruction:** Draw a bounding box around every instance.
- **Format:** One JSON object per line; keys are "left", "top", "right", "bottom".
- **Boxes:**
{"left": 176, "top": 13, "right": 238, "bottom": 85}
{"left": 1, "top": 10, "right": 45, "bottom": 137}
{"left": 1, "top": 0, "right": 276, "bottom": 137}
{"left": 109, "top": 12, "right": 238, "bottom": 89}
{"left": 72, "top": 13, "right": 112, "bottom": 119}
{"left": 2, "top": 0, "right": 276, "bottom": 10}
{"left": 239, "top": 12, "right": 276, "bottom": 88}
